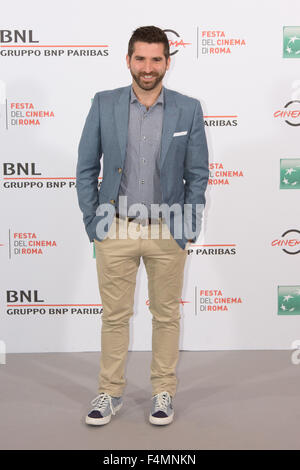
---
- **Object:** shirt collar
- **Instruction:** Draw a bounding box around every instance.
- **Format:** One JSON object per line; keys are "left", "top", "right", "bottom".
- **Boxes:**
{"left": 130, "top": 85, "right": 164, "bottom": 107}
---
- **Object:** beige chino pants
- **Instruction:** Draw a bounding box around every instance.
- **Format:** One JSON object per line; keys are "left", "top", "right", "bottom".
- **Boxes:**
{"left": 94, "top": 215, "right": 188, "bottom": 398}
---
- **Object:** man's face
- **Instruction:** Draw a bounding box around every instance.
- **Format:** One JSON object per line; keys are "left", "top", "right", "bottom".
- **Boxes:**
{"left": 126, "top": 41, "right": 170, "bottom": 91}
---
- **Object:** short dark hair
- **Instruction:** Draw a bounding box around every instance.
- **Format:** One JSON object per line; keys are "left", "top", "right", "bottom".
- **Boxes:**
{"left": 128, "top": 26, "right": 170, "bottom": 61}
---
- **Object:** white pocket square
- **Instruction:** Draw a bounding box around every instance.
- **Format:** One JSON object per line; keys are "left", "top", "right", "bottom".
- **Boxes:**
{"left": 173, "top": 131, "right": 187, "bottom": 137}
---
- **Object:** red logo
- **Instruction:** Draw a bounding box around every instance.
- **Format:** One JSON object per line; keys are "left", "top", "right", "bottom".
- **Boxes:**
{"left": 163, "top": 29, "right": 191, "bottom": 55}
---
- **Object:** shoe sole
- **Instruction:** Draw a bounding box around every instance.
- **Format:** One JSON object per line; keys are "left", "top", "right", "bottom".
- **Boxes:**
{"left": 85, "top": 402, "right": 123, "bottom": 426}
{"left": 149, "top": 411, "right": 174, "bottom": 425}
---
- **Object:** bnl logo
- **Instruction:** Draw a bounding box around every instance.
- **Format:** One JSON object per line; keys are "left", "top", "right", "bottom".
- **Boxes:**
{"left": 0, "top": 340, "right": 6, "bottom": 364}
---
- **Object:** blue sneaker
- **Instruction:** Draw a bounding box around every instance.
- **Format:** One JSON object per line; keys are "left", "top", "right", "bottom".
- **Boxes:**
{"left": 149, "top": 391, "right": 174, "bottom": 425}
{"left": 85, "top": 392, "right": 123, "bottom": 426}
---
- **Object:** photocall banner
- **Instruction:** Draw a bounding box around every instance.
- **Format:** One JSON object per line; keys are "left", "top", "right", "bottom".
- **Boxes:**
{"left": 0, "top": 0, "right": 299, "bottom": 352}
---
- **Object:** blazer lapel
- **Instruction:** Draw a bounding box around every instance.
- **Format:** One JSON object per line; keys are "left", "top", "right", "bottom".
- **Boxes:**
{"left": 160, "top": 87, "right": 179, "bottom": 171}
{"left": 114, "top": 85, "right": 131, "bottom": 166}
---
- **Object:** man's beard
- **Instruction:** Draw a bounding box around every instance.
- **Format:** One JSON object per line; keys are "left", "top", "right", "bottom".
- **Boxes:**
{"left": 130, "top": 70, "right": 165, "bottom": 91}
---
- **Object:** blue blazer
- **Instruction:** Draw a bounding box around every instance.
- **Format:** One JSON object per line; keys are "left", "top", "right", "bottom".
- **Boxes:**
{"left": 76, "top": 84, "right": 209, "bottom": 250}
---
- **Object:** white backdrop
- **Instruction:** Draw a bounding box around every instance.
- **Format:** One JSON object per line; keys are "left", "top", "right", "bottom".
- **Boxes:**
{"left": 1, "top": 0, "right": 299, "bottom": 352}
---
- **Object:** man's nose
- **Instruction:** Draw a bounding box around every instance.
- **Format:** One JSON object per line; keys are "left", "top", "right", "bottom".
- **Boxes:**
{"left": 143, "top": 62, "right": 153, "bottom": 73}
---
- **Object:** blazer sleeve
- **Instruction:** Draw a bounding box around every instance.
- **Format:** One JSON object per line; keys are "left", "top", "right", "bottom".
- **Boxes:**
{"left": 183, "top": 99, "right": 209, "bottom": 242}
{"left": 76, "top": 93, "right": 102, "bottom": 239}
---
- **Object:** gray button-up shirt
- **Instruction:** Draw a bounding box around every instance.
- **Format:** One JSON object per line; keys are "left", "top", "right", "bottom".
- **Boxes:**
{"left": 115, "top": 85, "right": 164, "bottom": 220}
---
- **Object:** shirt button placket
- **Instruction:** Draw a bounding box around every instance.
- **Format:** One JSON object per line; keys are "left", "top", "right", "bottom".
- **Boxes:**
{"left": 140, "top": 109, "right": 146, "bottom": 204}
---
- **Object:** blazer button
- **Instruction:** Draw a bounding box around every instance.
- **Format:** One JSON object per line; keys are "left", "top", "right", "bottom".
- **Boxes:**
{"left": 110, "top": 199, "right": 115, "bottom": 204}
{"left": 118, "top": 168, "right": 122, "bottom": 173}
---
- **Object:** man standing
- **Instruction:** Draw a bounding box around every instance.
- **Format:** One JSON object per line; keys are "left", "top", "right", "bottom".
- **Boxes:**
{"left": 76, "top": 26, "right": 209, "bottom": 426}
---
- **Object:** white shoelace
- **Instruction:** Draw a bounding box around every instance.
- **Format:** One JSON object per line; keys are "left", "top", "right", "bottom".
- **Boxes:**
{"left": 90, "top": 393, "right": 115, "bottom": 415}
{"left": 152, "top": 391, "right": 171, "bottom": 413}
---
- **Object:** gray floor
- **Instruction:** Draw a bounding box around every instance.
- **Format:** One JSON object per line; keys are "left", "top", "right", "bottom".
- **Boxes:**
{"left": 0, "top": 350, "right": 299, "bottom": 450}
